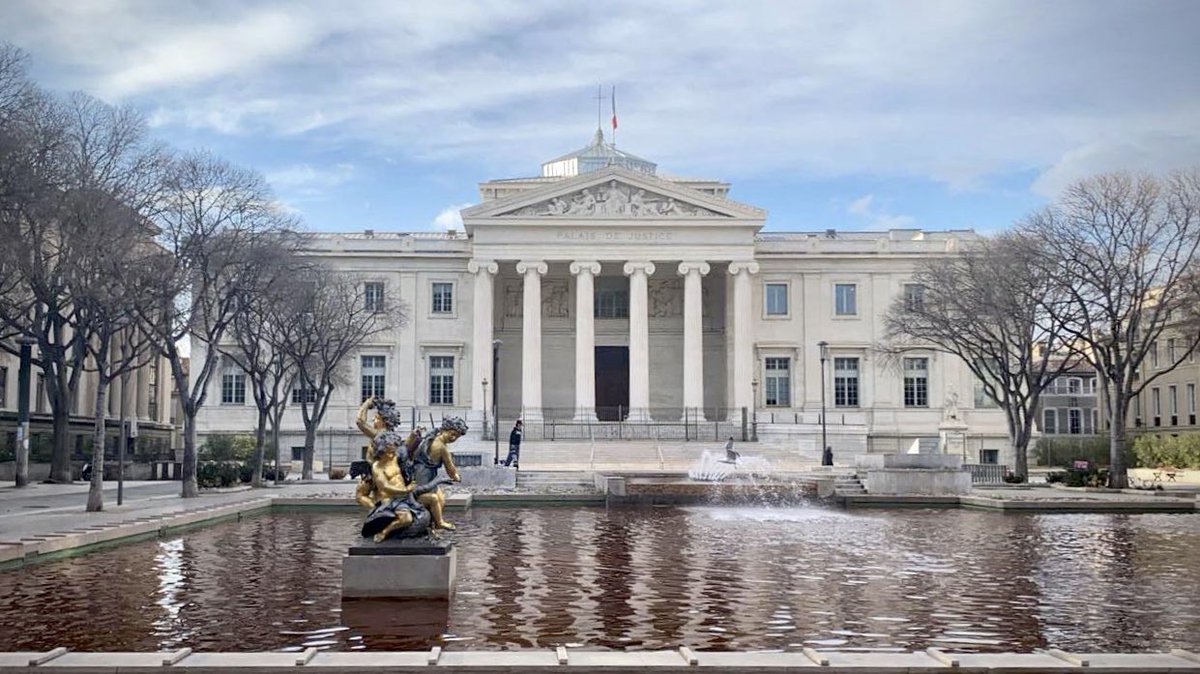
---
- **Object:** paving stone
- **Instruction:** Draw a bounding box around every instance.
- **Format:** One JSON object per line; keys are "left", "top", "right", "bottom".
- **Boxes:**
{"left": 170, "top": 652, "right": 300, "bottom": 667}
{"left": 307, "top": 651, "right": 429, "bottom": 667}
{"left": 436, "top": 650, "right": 559, "bottom": 668}
{"left": 568, "top": 649, "right": 687, "bottom": 667}
{"left": 695, "top": 651, "right": 818, "bottom": 668}
{"left": 1079, "top": 652, "right": 1200, "bottom": 670}
{"left": 953, "top": 652, "right": 1084, "bottom": 671}
{"left": 50, "top": 651, "right": 168, "bottom": 667}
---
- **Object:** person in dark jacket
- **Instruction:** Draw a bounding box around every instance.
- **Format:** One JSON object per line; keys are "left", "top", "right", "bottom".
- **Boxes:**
{"left": 822, "top": 445, "right": 834, "bottom": 466}
{"left": 503, "top": 420, "right": 523, "bottom": 467}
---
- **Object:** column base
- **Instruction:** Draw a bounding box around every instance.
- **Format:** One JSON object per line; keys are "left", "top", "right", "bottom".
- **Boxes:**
{"left": 520, "top": 408, "right": 543, "bottom": 421}
{"left": 626, "top": 407, "right": 653, "bottom": 422}
{"left": 573, "top": 408, "right": 598, "bottom": 422}
{"left": 680, "top": 407, "right": 709, "bottom": 423}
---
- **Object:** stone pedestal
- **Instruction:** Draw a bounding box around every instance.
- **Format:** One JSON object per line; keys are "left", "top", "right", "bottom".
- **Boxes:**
{"left": 937, "top": 420, "right": 969, "bottom": 458}
{"left": 342, "top": 539, "right": 457, "bottom": 599}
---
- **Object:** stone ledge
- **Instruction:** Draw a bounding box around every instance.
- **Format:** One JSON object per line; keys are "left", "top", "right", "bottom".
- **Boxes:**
{"left": 0, "top": 648, "right": 1196, "bottom": 672}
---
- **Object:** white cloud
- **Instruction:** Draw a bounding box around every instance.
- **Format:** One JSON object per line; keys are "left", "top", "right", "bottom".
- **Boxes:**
{"left": 432, "top": 203, "right": 474, "bottom": 231}
{"left": 3, "top": 0, "right": 1198, "bottom": 193}
{"left": 847, "top": 194, "right": 915, "bottom": 229}
{"left": 266, "top": 163, "right": 355, "bottom": 197}
{"left": 1032, "top": 132, "right": 1200, "bottom": 198}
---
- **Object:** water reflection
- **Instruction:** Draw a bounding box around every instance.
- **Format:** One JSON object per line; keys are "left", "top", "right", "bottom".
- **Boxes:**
{"left": 0, "top": 506, "right": 1197, "bottom": 653}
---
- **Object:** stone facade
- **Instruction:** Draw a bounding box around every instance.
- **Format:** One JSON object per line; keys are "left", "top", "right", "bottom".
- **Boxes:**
{"left": 194, "top": 134, "right": 1013, "bottom": 467}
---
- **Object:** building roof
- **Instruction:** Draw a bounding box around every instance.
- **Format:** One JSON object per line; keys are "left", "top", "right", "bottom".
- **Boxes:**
{"left": 542, "top": 129, "right": 657, "bottom": 177}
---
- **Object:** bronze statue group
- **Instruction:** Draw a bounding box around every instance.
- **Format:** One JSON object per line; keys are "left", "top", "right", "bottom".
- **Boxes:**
{"left": 352, "top": 397, "right": 465, "bottom": 542}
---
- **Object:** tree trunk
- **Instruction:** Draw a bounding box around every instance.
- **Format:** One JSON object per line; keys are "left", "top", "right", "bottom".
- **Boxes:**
{"left": 86, "top": 375, "right": 108, "bottom": 512}
{"left": 303, "top": 424, "right": 315, "bottom": 481}
{"left": 1013, "top": 425, "right": 1030, "bottom": 480}
{"left": 1109, "top": 402, "right": 1129, "bottom": 489}
{"left": 252, "top": 409, "right": 268, "bottom": 488}
{"left": 49, "top": 407, "right": 72, "bottom": 483}
{"left": 181, "top": 413, "right": 199, "bottom": 497}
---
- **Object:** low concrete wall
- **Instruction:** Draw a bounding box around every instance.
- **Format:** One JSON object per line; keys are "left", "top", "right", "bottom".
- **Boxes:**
{"left": 866, "top": 468, "right": 972, "bottom": 495}
{"left": 456, "top": 466, "right": 516, "bottom": 489}
{"left": 882, "top": 454, "right": 963, "bottom": 469}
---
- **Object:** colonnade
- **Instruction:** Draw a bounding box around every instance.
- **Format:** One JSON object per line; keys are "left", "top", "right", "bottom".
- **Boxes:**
{"left": 469, "top": 259, "right": 758, "bottom": 421}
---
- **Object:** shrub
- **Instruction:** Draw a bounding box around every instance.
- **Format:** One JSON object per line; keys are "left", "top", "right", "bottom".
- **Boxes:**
{"left": 329, "top": 468, "right": 347, "bottom": 480}
{"left": 197, "top": 462, "right": 245, "bottom": 488}
{"left": 262, "top": 465, "right": 288, "bottom": 482}
{"left": 1002, "top": 471, "right": 1026, "bottom": 484}
{"left": 201, "top": 434, "right": 256, "bottom": 462}
{"left": 1133, "top": 432, "right": 1200, "bottom": 469}
{"left": 1063, "top": 467, "right": 1108, "bottom": 488}
{"left": 1045, "top": 471, "right": 1066, "bottom": 484}
{"left": 1034, "top": 435, "right": 1131, "bottom": 468}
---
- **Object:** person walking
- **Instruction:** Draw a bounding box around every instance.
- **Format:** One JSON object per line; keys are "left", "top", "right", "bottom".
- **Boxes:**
{"left": 503, "top": 420, "right": 523, "bottom": 468}
{"left": 724, "top": 436, "right": 739, "bottom": 464}
{"left": 822, "top": 445, "right": 834, "bottom": 466}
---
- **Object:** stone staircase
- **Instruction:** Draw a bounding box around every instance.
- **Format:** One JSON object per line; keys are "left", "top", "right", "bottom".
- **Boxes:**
{"left": 514, "top": 470, "right": 598, "bottom": 491}
{"left": 834, "top": 473, "right": 867, "bottom": 496}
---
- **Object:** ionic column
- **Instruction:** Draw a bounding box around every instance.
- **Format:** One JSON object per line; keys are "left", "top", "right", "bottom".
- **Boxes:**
{"left": 728, "top": 261, "right": 760, "bottom": 415}
{"left": 468, "top": 259, "right": 498, "bottom": 425}
{"left": 571, "top": 260, "right": 601, "bottom": 420}
{"left": 623, "top": 261, "right": 656, "bottom": 420}
{"left": 517, "top": 260, "right": 548, "bottom": 420}
{"left": 678, "top": 261, "right": 711, "bottom": 418}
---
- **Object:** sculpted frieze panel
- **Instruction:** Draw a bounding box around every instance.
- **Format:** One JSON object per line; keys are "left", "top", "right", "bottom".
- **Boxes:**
{"left": 503, "top": 281, "right": 522, "bottom": 318}
{"left": 508, "top": 180, "right": 724, "bottom": 218}
{"left": 649, "top": 278, "right": 683, "bottom": 317}
{"left": 543, "top": 281, "right": 570, "bottom": 318}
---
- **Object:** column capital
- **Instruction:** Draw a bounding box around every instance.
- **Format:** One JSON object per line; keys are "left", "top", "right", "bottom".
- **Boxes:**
{"left": 727, "top": 261, "right": 760, "bottom": 276}
{"left": 569, "top": 260, "right": 601, "bottom": 276}
{"left": 622, "top": 261, "right": 656, "bottom": 277}
{"left": 677, "top": 261, "right": 711, "bottom": 277}
{"left": 467, "top": 259, "right": 498, "bottom": 275}
{"left": 516, "top": 260, "right": 548, "bottom": 276}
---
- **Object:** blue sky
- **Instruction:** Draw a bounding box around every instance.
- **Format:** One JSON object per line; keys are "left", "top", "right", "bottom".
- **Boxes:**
{"left": 2, "top": 0, "right": 1197, "bottom": 234}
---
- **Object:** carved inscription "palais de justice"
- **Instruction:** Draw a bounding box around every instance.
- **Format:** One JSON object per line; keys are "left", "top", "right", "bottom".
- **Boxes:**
{"left": 555, "top": 230, "right": 672, "bottom": 242}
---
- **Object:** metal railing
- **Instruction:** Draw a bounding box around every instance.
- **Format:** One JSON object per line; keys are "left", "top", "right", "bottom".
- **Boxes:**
{"left": 484, "top": 407, "right": 753, "bottom": 442}
{"left": 964, "top": 463, "right": 1009, "bottom": 484}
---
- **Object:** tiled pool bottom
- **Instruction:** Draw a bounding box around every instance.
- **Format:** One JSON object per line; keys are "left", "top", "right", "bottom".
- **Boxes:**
{"left": 0, "top": 506, "right": 1197, "bottom": 653}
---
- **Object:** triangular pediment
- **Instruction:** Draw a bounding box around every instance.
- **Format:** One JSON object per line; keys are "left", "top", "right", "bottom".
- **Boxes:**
{"left": 462, "top": 166, "right": 765, "bottom": 220}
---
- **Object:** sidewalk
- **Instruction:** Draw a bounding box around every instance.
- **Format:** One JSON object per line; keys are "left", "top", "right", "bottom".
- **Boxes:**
{"left": 0, "top": 480, "right": 358, "bottom": 565}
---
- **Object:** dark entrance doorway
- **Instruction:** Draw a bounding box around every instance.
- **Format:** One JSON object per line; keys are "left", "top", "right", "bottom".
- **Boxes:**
{"left": 595, "top": 346, "right": 629, "bottom": 421}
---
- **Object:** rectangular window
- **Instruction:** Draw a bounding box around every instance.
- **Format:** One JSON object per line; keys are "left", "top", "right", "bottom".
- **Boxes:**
{"left": 429, "top": 356, "right": 455, "bottom": 405}
{"left": 1067, "top": 377, "right": 1082, "bottom": 394}
{"left": 1043, "top": 408, "right": 1057, "bottom": 434}
{"left": 833, "top": 357, "right": 859, "bottom": 407}
{"left": 221, "top": 367, "right": 246, "bottom": 405}
{"left": 903, "top": 357, "right": 929, "bottom": 407}
{"left": 974, "top": 378, "right": 999, "bottom": 408}
{"left": 1167, "top": 338, "right": 1177, "bottom": 363}
{"left": 765, "top": 283, "right": 788, "bottom": 316}
{"left": 1169, "top": 385, "right": 1178, "bottom": 415}
{"left": 291, "top": 447, "right": 304, "bottom": 461}
{"left": 903, "top": 283, "right": 925, "bottom": 312}
{"left": 1135, "top": 394, "right": 1143, "bottom": 419}
{"left": 291, "top": 387, "right": 318, "bottom": 404}
{"left": 0, "top": 366, "right": 6, "bottom": 409}
{"left": 36, "top": 374, "right": 45, "bottom": 414}
{"left": 431, "top": 282, "right": 454, "bottom": 314}
{"left": 1068, "top": 408, "right": 1082, "bottom": 435}
{"left": 980, "top": 449, "right": 999, "bottom": 464}
{"left": 764, "top": 358, "right": 791, "bottom": 407}
{"left": 361, "top": 355, "right": 386, "bottom": 402}
{"left": 147, "top": 358, "right": 159, "bottom": 422}
{"left": 1151, "top": 341, "right": 1159, "bottom": 368}
{"left": 364, "top": 281, "right": 385, "bottom": 313}
{"left": 1189, "top": 383, "right": 1196, "bottom": 415}
{"left": 595, "top": 289, "right": 629, "bottom": 318}
{"left": 835, "top": 283, "right": 857, "bottom": 316}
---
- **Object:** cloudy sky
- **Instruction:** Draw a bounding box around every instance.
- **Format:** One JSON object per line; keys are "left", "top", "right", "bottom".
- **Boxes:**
{"left": 2, "top": 0, "right": 1197, "bottom": 233}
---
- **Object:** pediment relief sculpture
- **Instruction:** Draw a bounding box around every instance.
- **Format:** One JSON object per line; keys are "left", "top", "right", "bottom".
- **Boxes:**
{"left": 507, "top": 180, "right": 726, "bottom": 218}
{"left": 543, "top": 281, "right": 569, "bottom": 318}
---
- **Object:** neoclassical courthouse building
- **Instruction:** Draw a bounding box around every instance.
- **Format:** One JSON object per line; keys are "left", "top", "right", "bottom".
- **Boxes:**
{"left": 195, "top": 131, "right": 1013, "bottom": 468}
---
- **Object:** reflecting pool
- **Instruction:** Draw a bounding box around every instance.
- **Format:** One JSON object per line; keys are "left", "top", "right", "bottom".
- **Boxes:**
{"left": 0, "top": 506, "right": 1197, "bottom": 653}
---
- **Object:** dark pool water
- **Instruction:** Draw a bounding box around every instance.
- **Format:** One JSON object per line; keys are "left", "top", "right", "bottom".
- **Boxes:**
{"left": 0, "top": 506, "right": 1198, "bottom": 653}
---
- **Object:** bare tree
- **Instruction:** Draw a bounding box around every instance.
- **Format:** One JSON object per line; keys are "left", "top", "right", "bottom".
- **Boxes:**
{"left": 1022, "top": 170, "right": 1200, "bottom": 488}
{"left": 882, "top": 233, "right": 1081, "bottom": 479}
{"left": 219, "top": 241, "right": 305, "bottom": 487}
{"left": 142, "top": 151, "right": 298, "bottom": 497}
{"left": 280, "top": 269, "right": 399, "bottom": 479}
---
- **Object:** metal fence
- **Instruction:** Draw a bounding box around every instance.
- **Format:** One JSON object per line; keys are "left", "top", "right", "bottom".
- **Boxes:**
{"left": 483, "top": 407, "right": 753, "bottom": 442}
{"left": 964, "top": 463, "right": 1009, "bottom": 484}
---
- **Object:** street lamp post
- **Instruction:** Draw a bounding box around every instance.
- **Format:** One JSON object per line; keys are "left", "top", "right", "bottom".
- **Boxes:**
{"left": 818, "top": 340, "right": 829, "bottom": 464}
{"left": 14, "top": 336, "right": 35, "bottom": 487}
{"left": 481, "top": 377, "right": 489, "bottom": 441}
{"left": 492, "top": 339, "right": 502, "bottom": 465}
{"left": 750, "top": 379, "right": 759, "bottom": 442}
